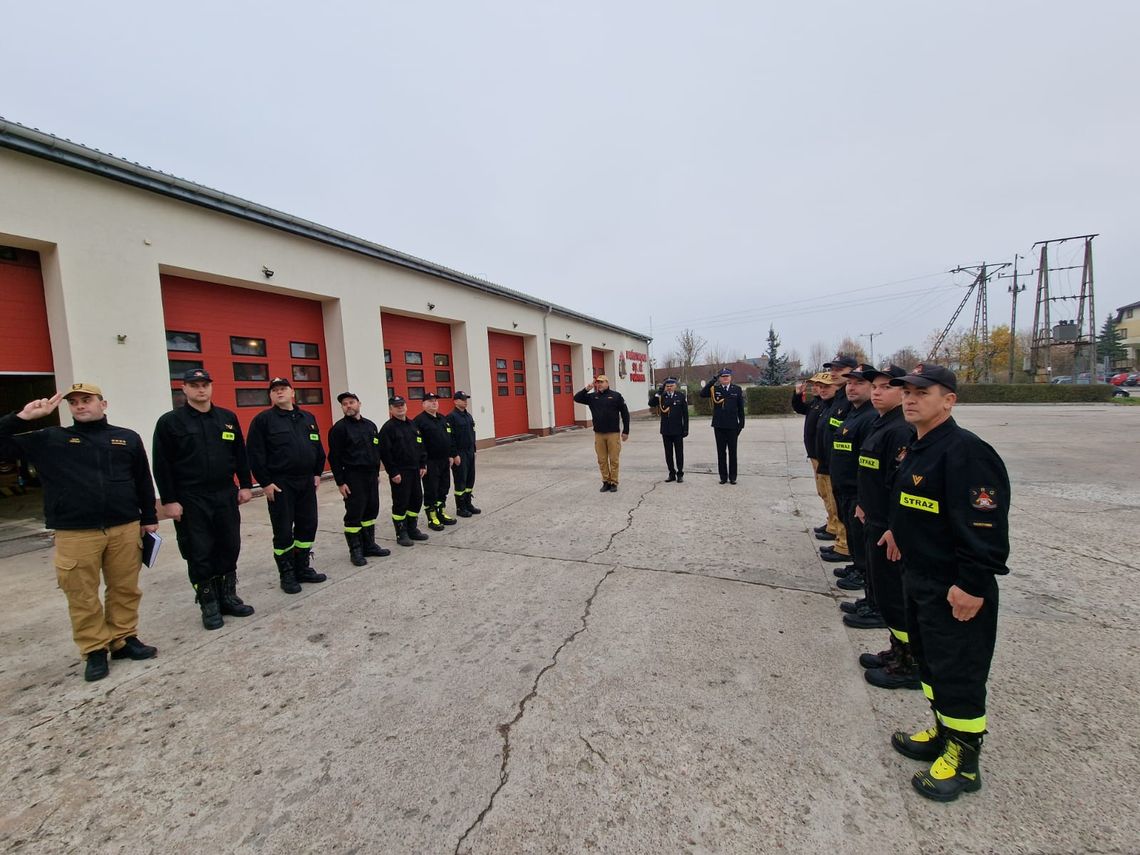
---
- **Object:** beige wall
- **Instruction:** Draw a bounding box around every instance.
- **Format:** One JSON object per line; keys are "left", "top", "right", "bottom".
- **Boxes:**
{"left": 0, "top": 150, "right": 650, "bottom": 440}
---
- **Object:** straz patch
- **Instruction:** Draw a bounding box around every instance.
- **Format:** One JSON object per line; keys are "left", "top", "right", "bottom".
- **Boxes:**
{"left": 833, "top": 441, "right": 853, "bottom": 452}
{"left": 221, "top": 431, "right": 235, "bottom": 441}
{"left": 970, "top": 486, "right": 998, "bottom": 511}
{"left": 858, "top": 455, "right": 879, "bottom": 470}
{"left": 829, "top": 417, "right": 842, "bottom": 428}
{"left": 899, "top": 492, "right": 939, "bottom": 514}
{"left": 111, "top": 438, "right": 128, "bottom": 446}
{"left": 309, "top": 433, "right": 319, "bottom": 441}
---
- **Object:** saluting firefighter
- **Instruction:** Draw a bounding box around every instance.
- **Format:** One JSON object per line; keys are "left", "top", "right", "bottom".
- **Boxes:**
{"left": 378, "top": 395, "right": 429, "bottom": 547}
{"left": 414, "top": 392, "right": 460, "bottom": 531}
{"left": 573, "top": 374, "right": 630, "bottom": 492}
{"left": 699, "top": 368, "right": 745, "bottom": 484}
{"left": 881, "top": 364, "right": 1010, "bottom": 802}
{"left": 815, "top": 356, "right": 856, "bottom": 563}
{"left": 648, "top": 377, "right": 688, "bottom": 482}
{"left": 247, "top": 377, "right": 328, "bottom": 594}
{"left": 152, "top": 368, "right": 256, "bottom": 630}
{"left": 792, "top": 373, "right": 835, "bottom": 541}
{"left": 327, "top": 392, "right": 391, "bottom": 567}
{"left": 446, "top": 391, "right": 481, "bottom": 516}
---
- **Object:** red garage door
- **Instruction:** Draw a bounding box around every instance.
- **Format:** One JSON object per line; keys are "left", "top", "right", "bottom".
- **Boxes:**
{"left": 489, "top": 332, "right": 529, "bottom": 438}
{"left": 381, "top": 313, "right": 455, "bottom": 415}
{"left": 592, "top": 348, "right": 606, "bottom": 379}
{"left": 160, "top": 275, "right": 332, "bottom": 459}
{"left": 0, "top": 248, "right": 53, "bottom": 374}
{"left": 551, "top": 342, "right": 575, "bottom": 427}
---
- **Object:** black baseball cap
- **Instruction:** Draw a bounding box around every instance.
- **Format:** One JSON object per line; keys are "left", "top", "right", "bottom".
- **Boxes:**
{"left": 423, "top": 392, "right": 440, "bottom": 401}
{"left": 453, "top": 391, "right": 470, "bottom": 400}
{"left": 336, "top": 392, "right": 359, "bottom": 403}
{"left": 182, "top": 368, "right": 212, "bottom": 383}
{"left": 389, "top": 395, "right": 407, "bottom": 406}
{"left": 823, "top": 355, "right": 858, "bottom": 370}
{"left": 845, "top": 364, "right": 877, "bottom": 381}
{"left": 889, "top": 363, "right": 957, "bottom": 393}
{"left": 854, "top": 364, "right": 907, "bottom": 382}
{"left": 268, "top": 377, "right": 292, "bottom": 389}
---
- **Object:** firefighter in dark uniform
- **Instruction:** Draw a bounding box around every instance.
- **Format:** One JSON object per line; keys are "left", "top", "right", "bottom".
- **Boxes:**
{"left": 327, "top": 392, "right": 391, "bottom": 567}
{"left": 247, "top": 377, "right": 328, "bottom": 594}
{"left": 828, "top": 364, "right": 881, "bottom": 605}
{"left": 378, "top": 395, "right": 429, "bottom": 547}
{"left": 792, "top": 373, "right": 835, "bottom": 540}
{"left": 648, "top": 377, "right": 689, "bottom": 482}
{"left": 699, "top": 368, "right": 745, "bottom": 484}
{"left": 850, "top": 365, "right": 920, "bottom": 690}
{"left": 414, "top": 393, "right": 459, "bottom": 531}
{"left": 152, "top": 368, "right": 255, "bottom": 630}
{"left": 883, "top": 364, "right": 1010, "bottom": 802}
{"left": 816, "top": 356, "right": 856, "bottom": 563}
{"left": 446, "top": 391, "right": 480, "bottom": 516}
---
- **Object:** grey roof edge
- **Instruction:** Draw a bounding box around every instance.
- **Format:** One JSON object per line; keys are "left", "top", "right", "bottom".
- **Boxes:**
{"left": 0, "top": 117, "right": 650, "bottom": 343}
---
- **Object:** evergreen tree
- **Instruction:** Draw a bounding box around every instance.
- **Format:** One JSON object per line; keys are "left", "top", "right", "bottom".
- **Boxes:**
{"left": 762, "top": 325, "right": 790, "bottom": 385}
{"left": 1097, "top": 314, "right": 1125, "bottom": 366}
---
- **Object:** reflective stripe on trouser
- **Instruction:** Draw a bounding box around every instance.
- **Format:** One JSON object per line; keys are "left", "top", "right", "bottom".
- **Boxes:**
{"left": 423, "top": 457, "right": 451, "bottom": 508}
{"left": 172, "top": 485, "right": 241, "bottom": 586}
{"left": 54, "top": 522, "right": 143, "bottom": 656}
{"left": 452, "top": 449, "right": 476, "bottom": 495}
{"left": 341, "top": 466, "right": 381, "bottom": 531}
{"left": 904, "top": 569, "right": 997, "bottom": 735}
{"left": 389, "top": 468, "right": 423, "bottom": 520}
{"left": 865, "top": 523, "right": 905, "bottom": 635}
{"left": 814, "top": 472, "right": 848, "bottom": 554}
{"left": 594, "top": 432, "right": 622, "bottom": 484}
{"left": 266, "top": 478, "right": 319, "bottom": 554}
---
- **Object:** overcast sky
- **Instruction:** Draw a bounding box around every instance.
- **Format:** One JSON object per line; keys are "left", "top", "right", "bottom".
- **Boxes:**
{"left": 2, "top": 1, "right": 1136, "bottom": 366}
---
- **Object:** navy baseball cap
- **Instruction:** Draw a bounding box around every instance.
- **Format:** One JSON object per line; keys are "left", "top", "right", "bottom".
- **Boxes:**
{"left": 268, "top": 377, "right": 292, "bottom": 389}
{"left": 423, "top": 392, "right": 440, "bottom": 400}
{"left": 453, "top": 391, "right": 470, "bottom": 400}
{"left": 182, "top": 368, "right": 212, "bottom": 383}
{"left": 853, "top": 364, "right": 907, "bottom": 382}
{"left": 336, "top": 392, "right": 359, "bottom": 403}
{"left": 890, "top": 363, "right": 957, "bottom": 393}
{"left": 389, "top": 395, "right": 407, "bottom": 406}
{"left": 824, "top": 355, "right": 858, "bottom": 370}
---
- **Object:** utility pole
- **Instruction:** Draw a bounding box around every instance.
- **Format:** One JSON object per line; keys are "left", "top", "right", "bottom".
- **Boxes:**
{"left": 859, "top": 332, "right": 883, "bottom": 366}
{"left": 996, "top": 255, "right": 1028, "bottom": 383}
{"left": 1029, "top": 234, "right": 1098, "bottom": 383}
{"left": 930, "top": 263, "right": 1008, "bottom": 382}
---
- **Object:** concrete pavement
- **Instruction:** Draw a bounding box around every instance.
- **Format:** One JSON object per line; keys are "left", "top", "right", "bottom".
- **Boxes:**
{"left": 1, "top": 405, "right": 1137, "bottom": 854}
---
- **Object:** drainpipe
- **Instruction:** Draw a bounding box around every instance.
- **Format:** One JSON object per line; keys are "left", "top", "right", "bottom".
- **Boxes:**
{"left": 542, "top": 304, "right": 553, "bottom": 431}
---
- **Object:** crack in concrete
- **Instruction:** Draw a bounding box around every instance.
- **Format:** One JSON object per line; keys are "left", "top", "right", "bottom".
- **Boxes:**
{"left": 579, "top": 734, "right": 609, "bottom": 765}
{"left": 454, "top": 566, "right": 615, "bottom": 855}
{"left": 588, "top": 481, "right": 662, "bottom": 559}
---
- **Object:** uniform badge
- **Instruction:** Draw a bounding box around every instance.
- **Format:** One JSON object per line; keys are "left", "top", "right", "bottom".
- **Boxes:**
{"left": 895, "top": 446, "right": 908, "bottom": 464}
{"left": 841, "top": 427, "right": 849, "bottom": 435}
{"left": 225, "top": 423, "right": 234, "bottom": 430}
{"left": 911, "top": 474, "right": 924, "bottom": 486}
{"left": 970, "top": 486, "right": 998, "bottom": 511}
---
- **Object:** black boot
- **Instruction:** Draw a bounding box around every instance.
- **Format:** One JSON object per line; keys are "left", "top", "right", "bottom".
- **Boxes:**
{"left": 436, "top": 501, "right": 457, "bottom": 526}
{"left": 394, "top": 519, "right": 414, "bottom": 547}
{"left": 425, "top": 506, "right": 445, "bottom": 532}
{"left": 912, "top": 731, "right": 983, "bottom": 802}
{"left": 666, "top": 471, "right": 677, "bottom": 482}
{"left": 361, "top": 525, "right": 390, "bottom": 557}
{"left": 195, "top": 580, "right": 224, "bottom": 630}
{"left": 865, "top": 641, "right": 922, "bottom": 690}
{"left": 405, "top": 514, "right": 429, "bottom": 541}
{"left": 218, "top": 572, "right": 255, "bottom": 617}
{"left": 84, "top": 649, "right": 109, "bottom": 682}
{"left": 466, "top": 494, "right": 481, "bottom": 514}
{"left": 276, "top": 551, "right": 301, "bottom": 594}
{"left": 859, "top": 633, "right": 901, "bottom": 669}
{"left": 892, "top": 719, "right": 944, "bottom": 761}
{"left": 676, "top": 472, "right": 684, "bottom": 483}
{"left": 843, "top": 602, "right": 886, "bottom": 629}
{"left": 294, "top": 547, "right": 327, "bottom": 583}
{"left": 456, "top": 494, "right": 472, "bottom": 518}
{"left": 345, "top": 531, "right": 368, "bottom": 566}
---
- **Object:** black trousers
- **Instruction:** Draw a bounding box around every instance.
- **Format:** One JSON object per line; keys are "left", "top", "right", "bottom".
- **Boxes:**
{"left": 341, "top": 466, "right": 380, "bottom": 531}
{"left": 423, "top": 457, "right": 452, "bottom": 507}
{"left": 904, "top": 570, "right": 998, "bottom": 733}
{"left": 452, "top": 449, "right": 476, "bottom": 495}
{"left": 266, "top": 477, "right": 318, "bottom": 554}
{"left": 713, "top": 428, "right": 739, "bottom": 481}
{"left": 389, "top": 468, "right": 424, "bottom": 522}
{"left": 662, "top": 435, "right": 684, "bottom": 474}
{"left": 865, "top": 523, "right": 905, "bottom": 635}
{"left": 836, "top": 494, "right": 867, "bottom": 575}
{"left": 173, "top": 485, "right": 241, "bottom": 586}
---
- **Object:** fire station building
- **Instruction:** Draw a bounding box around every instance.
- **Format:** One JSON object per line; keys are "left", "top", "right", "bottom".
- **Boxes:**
{"left": 0, "top": 120, "right": 651, "bottom": 452}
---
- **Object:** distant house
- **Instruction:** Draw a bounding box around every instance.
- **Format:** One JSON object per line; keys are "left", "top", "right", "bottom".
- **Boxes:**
{"left": 654, "top": 357, "right": 768, "bottom": 386}
{"left": 1113, "top": 301, "right": 1140, "bottom": 368}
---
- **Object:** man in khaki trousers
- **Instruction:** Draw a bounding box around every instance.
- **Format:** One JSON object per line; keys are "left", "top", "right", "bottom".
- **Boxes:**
{"left": 573, "top": 375, "right": 630, "bottom": 492}
{"left": 0, "top": 384, "right": 159, "bottom": 682}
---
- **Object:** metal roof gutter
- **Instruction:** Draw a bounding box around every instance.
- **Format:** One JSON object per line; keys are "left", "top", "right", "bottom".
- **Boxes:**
{"left": 0, "top": 118, "right": 650, "bottom": 343}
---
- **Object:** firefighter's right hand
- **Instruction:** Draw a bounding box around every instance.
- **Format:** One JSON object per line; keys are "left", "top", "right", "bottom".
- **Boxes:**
{"left": 18, "top": 393, "right": 63, "bottom": 421}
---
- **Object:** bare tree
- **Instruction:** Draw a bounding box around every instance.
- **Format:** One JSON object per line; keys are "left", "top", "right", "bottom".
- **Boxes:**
{"left": 808, "top": 341, "right": 830, "bottom": 372}
{"left": 884, "top": 346, "right": 921, "bottom": 369}
{"left": 835, "top": 335, "right": 869, "bottom": 364}
{"left": 674, "top": 329, "right": 707, "bottom": 383}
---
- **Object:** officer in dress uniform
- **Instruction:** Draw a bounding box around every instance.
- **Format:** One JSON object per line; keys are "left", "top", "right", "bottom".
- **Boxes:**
{"left": 882, "top": 364, "right": 1010, "bottom": 802}
{"left": 699, "top": 368, "right": 745, "bottom": 484}
{"left": 446, "top": 391, "right": 480, "bottom": 516}
{"left": 378, "top": 396, "right": 429, "bottom": 547}
{"left": 327, "top": 392, "right": 391, "bottom": 567}
{"left": 648, "top": 377, "right": 689, "bottom": 482}
{"left": 247, "top": 377, "right": 328, "bottom": 594}
{"left": 851, "top": 365, "right": 918, "bottom": 689}
{"left": 152, "top": 368, "right": 255, "bottom": 630}
{"left": 414, "top": 393, "right": 460, "bottom": 531}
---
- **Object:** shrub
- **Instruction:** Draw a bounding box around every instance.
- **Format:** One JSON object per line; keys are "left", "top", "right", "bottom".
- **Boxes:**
{"left": 746, "top": 386, "right": 795, "bottom": 415}
{"left": 955, "top": 383, "right": 1115, "bottom": 403}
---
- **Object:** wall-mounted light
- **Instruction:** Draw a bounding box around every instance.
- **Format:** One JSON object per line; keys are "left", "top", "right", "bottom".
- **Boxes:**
{"left": 427, "top": 302, "right": 436, "bottom": 311}
{"left": 565, "top": 334, "right": 571, "bottom": 339}
{"left": 262, "top": 265, "right": 274, "bottom": 279}
{"left": 512, "top": 321, "right": 518, "bottom": 329}
{"left": 116, "top": 334, "right": 127, "bottom": 344}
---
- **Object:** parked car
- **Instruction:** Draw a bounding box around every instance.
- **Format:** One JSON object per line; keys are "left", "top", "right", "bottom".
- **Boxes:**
{"left": 1127, "top": 374, "right": 1140, "bottom": 387}
{"left": 1110, "top": 372, "right": 1130, "bottom": 386}
{"left": 1051, "top": 376, "right": 1073, "bottom": 384}
{"left": 1112, "top": 386, "right": 1130, "bottom": 398}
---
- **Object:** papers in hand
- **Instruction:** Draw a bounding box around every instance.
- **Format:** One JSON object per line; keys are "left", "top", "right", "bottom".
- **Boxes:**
{"left": 142, "top": 531, "right": 163, "bottom": 567}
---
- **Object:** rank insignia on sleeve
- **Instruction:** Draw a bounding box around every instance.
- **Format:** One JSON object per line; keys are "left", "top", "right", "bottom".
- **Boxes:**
{"left": 911, "top": 474, "right": 924, "bottom": 486}
{"left": 841, "top": 427, "right": 849, "bottom": 435}
{"left": 971, "top": 486, "right": 998, "bottom": 511}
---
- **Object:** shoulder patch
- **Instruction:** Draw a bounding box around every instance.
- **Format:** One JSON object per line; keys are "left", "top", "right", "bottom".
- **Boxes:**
{"left": 970, "top": 486, "right": 998, "bottom": 511}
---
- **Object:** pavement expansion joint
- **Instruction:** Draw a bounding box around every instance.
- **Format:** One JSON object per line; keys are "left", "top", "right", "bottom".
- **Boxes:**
{"left": 454, "top": 565, "right": 615, "bottom": 855}
{"left": 588, "top": 480, "right": 663, "bottom": 559}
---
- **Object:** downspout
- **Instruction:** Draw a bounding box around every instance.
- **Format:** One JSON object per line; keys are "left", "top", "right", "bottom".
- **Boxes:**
{"left": 542, "top": 304, "right": 553, "bottom": 431}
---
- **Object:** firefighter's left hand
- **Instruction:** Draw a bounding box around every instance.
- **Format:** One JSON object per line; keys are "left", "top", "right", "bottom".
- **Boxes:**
{"left": 947, "top": 585, "right": 984, "bottom": 621}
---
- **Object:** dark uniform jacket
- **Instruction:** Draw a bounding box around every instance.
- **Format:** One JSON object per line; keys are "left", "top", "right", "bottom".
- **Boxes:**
{"left": 888, "top": 416, "right": 1010, "bottom": 598}
{"left": 327, "top": 415, "right": 381, "bottom": 485}
{"left": 445, "top": 409, "right": 477, "bottom": 452}
{"left": 647, "top": 389, "right": 689, "bottom": 437}
{"left": 414, "top": 411, "right": 457, "bottom": 460}
{"left": 0, "top": 413, "right": 158, "bottom": 530}
{"left": 855, "top": 406, "right": 914, "bottom": 530}
{"left": 152, "top": 404, "right": 252, "bottom": 504}
{"left": 699, "top": 380, "right": 746, "bottom": 430}
{"left": 814, "top": 388, "right": 850, "bottom": 476}
{"left": 378, "top": 417, "right": 427, "bottom": 473}
{"left": 792, "top": 390, "right": 826, "bottom": 459}
{"left": 573, "top": 388, "right": 631, "bottom": 434}
{"left": 247, "top": 406, "right": 326, "bottom": 486}
{"left": 828, "top": 401, "right": 877, "bottom": 499}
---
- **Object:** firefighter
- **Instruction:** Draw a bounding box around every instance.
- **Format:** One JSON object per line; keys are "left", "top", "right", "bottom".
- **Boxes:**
{"left": 812, "top": 371, "right": 850, "bottom": 562}
{"left": 792, "top": 373, "right": 834, "bottom": 540}
{"left": 327, "top": 392, "right": 390, "bottom": 567}
{"left": 446, "top": 391, "right": 480, "bottom": 516}
{"left": 414, "top": 393, "right": 460, "bottom": 531}
{"left": 378, "top": 396, "right": 429, "bottom": 547}
{"left": 699, "top": 368, "right": 745, "bottom": 484}
{"left": 648, "top": 377, "right": 689, "bottom": 482}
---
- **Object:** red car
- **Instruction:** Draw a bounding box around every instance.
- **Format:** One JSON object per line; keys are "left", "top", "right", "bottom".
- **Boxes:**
{"left": 1110, "top": 372, "right": 1131, "bottom": 385}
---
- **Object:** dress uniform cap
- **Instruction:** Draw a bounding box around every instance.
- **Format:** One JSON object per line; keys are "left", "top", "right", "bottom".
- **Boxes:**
{"left": 336, "top": 392, "right": 359, "bottom": 403}
{"left": 268, "top": 377, "right": 292, "bottom": 390}
{"left": 64, "top": 382, "right": 103, "bottom": 398}
{"left": 718, "top": 368, "right": 733, "bottom": 376}
{"left": 889, "top": 363, "right": 957, "bottom": 393}
{"left": 389, "top": 395, "right": 407, "bottom": 406}
{"left": 663, "top": 377, "right": 679, "bottom": 385}
{"left": 453, "top": 391, "right": 470, "bottom": 400}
